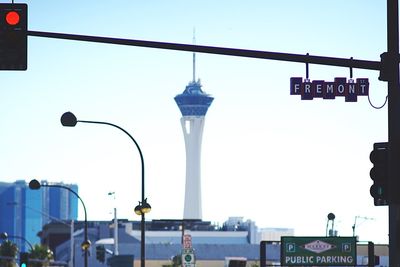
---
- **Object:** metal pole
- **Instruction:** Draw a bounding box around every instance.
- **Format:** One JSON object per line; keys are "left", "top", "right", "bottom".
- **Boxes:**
{"left": 368, "top": 242, "right": 375, "bottom": 267}
{"left": 69, "top": 220, "right": 74, "bottom": 267}
{"left": 387, "top": 0, "right": 400, "bottom": 266}
{"left": 141, "top": 213, "right": 145, "bottom": 267}
{"left": 114, "top": 208, "right": 119, "bottom": 256}
{"left": 77, "top": 119, "right": 147, "bottom": 267}
{"left": 259, "top": 241, "right": 266, "bottom": 267}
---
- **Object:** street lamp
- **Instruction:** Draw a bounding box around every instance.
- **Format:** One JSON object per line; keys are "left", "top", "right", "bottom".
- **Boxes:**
{"left": 134, "top": 199, "right": 151, "bottom": 216}
{"left": 0, "top": 232, "right": 34, "bottom": 251}
{"left": 326, "top": 212, "right": 336, "bottom": 237}
{"left": 28, "top": 179, "right": 90, "bottom": 267}
{"left": 60, "top": 111, "right": 151, "bottom": 267}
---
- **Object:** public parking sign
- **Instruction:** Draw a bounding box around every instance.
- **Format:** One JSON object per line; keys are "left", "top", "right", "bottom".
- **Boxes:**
{"left": 281, "top": 236, "right": 356, "bottom": 266}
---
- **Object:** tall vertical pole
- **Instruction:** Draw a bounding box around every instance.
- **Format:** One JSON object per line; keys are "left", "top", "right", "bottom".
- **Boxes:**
{"left": 368, "top": 242, "right": 375, "bottom": 267}
{"left": 114, "top": 208, "right": 119, "bottom": 256}
{"left": 260, "top": 241, "right": 266, "bottom": 267}
{"left": 387, "top": 0, "right": 400, "bottom": 266}
{"left": 141, "top": 155, "right": 145, "bottom": 267}
{"left": 69, "top": 220, "right": 74, "bottom": 267}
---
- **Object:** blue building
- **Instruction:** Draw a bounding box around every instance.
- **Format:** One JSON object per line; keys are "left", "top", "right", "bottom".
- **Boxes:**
{"left": 0, "top": 180, "right": 78, "bottom": 251}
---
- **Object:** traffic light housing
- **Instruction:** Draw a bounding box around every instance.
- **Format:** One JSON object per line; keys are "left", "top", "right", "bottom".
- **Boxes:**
{"left": 368, "top": 242, "right": 380, "bottom": 266}
{"left": 96, "top": 245, "right": 106, "bottom": 263}
{"left": 0, "top": 3, "right": 27, "bottom": 70}
{"left": 370, "top": 142, "right": 389, "bottom": 206}
{"left": 19, "top": 252, "right": 29, "bottom": 267}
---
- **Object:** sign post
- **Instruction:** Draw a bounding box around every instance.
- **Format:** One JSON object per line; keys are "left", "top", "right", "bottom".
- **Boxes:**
{"left": 181, "top": 234, "right": 195, "bottom": 267}
{"left": 281, "top": 237, "right": 357, "bottom": 266}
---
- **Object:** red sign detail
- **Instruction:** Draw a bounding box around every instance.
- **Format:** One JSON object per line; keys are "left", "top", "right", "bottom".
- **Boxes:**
{"left": 183, "top": 234, "right": 192, "bottom": 249}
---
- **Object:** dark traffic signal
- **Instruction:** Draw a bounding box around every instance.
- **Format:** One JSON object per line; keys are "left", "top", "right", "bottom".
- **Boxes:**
{"left": 370, "top": 142, "right": 389, "bottom": 206}
{"left": 96, "top": 245, "right": 106, "bottom": 263}
{"left": 0, "top": 3, "right": 27, "bottom": 70}
{"left": 368, "top": 242, "right": 380, "bottom": 267}
{"left": 19, "top": 252, "right": 29, "bottom": 267}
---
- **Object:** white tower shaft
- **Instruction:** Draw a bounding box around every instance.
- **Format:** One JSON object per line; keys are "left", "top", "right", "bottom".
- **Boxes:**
{"left": 181, "top": 116, "right": 205, "bottom": 220}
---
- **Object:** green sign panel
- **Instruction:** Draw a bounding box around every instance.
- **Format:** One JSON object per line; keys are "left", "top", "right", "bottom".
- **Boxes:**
{"left": 281, "top": 236, "right": 357, "bottom": 266}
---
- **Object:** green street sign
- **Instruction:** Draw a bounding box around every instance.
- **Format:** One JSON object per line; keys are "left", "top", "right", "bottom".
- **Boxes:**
{"left": 184, "top": 254, "right": 192, "bottom": 262}
{"left": 181, "top": 248, "right": 195, "bottom": 267}
{"left": 281, "top": 236, "right": 357, "bottom": 266}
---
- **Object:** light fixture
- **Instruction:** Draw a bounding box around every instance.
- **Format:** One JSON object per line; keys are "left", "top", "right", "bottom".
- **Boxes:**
{"left": 134, "top": 199, "right": 151, "bottom": 216}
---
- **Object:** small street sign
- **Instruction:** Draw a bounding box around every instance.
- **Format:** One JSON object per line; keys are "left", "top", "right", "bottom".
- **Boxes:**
{"left": 183, "top": 234, "right": 193, "bottom": 249}
{"left": 290, "top": 77, "right": 369, "bottom": 102}
{"left": 181, "top": 248, "right": 195, "bottom": 267}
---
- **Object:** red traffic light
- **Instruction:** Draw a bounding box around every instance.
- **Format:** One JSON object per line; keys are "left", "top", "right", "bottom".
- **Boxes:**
{"left": 5, "top": 11, "right": 20, "bottom": 25}
{"left": 0, "top": 3, "right": 28, "bottom": 70}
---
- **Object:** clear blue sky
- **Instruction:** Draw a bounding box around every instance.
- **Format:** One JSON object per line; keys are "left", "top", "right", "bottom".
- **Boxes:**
{"left": 0, "top": 0, "right": 390, "bottom": 243}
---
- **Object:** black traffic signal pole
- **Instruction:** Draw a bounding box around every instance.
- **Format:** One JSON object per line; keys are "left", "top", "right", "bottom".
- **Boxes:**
{"left": 386, "top": 0, "right": 400, "bottom": 266}
{"left": 27, "top": 0, "right": 400, "bottom": 263}
{"left": 260, "top": 241, "right": 266, "bottom": 267}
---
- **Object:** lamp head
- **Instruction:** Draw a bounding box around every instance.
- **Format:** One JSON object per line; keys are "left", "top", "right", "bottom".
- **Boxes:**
{"left": 61, "top": 112, "right": 78, "bottom": 127}
{"left": 29, "top": 179, "right": 41, "bottom": 190}
{"left": 134, "top": 203, "right": 142, "bottom": 216}
{"left": 141, "top": 199, "right": 151, "bottom": 214}
{"left": 81, "top": 240, "right": 91, "bottom": 251}
{"left": 134, "top": 200, "right": 151, "bottom": 216}
{"left": 327, "top": 213, "right": 336, "bottom": 221}
{"left": 0, "top": 232, "right": 8, "bottom": 239}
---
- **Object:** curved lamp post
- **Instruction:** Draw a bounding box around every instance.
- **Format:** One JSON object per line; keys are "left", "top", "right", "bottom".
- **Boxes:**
{"left": 0, "top": 232, "right": 34, "bottom": 251}
{"left": 60, "top": 111, "right": 151, "bottom": 267}
{"left": 28, "top": 179, "right": 90, "bottom": 267}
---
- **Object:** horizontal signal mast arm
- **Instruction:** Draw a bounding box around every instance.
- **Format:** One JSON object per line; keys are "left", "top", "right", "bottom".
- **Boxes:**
{"left": 28, "top": 30, "right": 381, "bottom": 71}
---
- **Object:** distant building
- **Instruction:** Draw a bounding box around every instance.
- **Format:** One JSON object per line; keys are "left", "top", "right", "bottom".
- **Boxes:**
{"left": 42, "top": 216, "right": 286, "bottom": 266}
{"left": 41, "top": 217, "right": 388, "bottom": 267}
{"left": 0, "top": 180, "right": 78, "bottom": 251}
{"left": 257, "top": 227, "right": 295, "bottom": 243}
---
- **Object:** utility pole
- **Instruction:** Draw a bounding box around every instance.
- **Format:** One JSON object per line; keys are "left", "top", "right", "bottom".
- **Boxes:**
{"left": 386, "top": 0, "right": 400, "bottom": 266}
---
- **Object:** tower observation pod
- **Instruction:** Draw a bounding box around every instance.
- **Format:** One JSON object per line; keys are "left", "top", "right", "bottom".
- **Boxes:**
{"left": 175, "top": 80, "right": 213, "bottom": 220}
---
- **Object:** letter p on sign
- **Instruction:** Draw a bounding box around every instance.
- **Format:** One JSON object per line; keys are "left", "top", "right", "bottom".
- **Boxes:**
{"left": 287, "top": 243, "right": 296, "bottom": 252}
{"left": 342, "top": 243, "right": 352, "bottom": 252}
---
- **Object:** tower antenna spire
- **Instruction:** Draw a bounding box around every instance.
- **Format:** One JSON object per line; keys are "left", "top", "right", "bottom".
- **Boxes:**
{"left": 192, "top": 28, "right": 196, "bottom": 82}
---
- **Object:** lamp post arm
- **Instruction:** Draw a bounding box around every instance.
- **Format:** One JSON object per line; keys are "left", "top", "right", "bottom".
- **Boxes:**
{"left": 42, "top": 184, "right": 87, "bottom": 225}
{"left": 7, "top": 235, "right": 34, "bottom": 251}
{"left": 73, "top": 118, "right": 147, "bottom": 267}
{"left": 42, "top": 184, "right": 88, "bottom": 244}
{"left": 77, "top": 120, "right": 145, "bottom": 203}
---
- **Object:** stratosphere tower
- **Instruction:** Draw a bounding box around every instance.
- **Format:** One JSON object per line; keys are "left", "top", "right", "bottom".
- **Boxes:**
{"left": 174, "top": 52, "right": 213, "bottom": 220}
